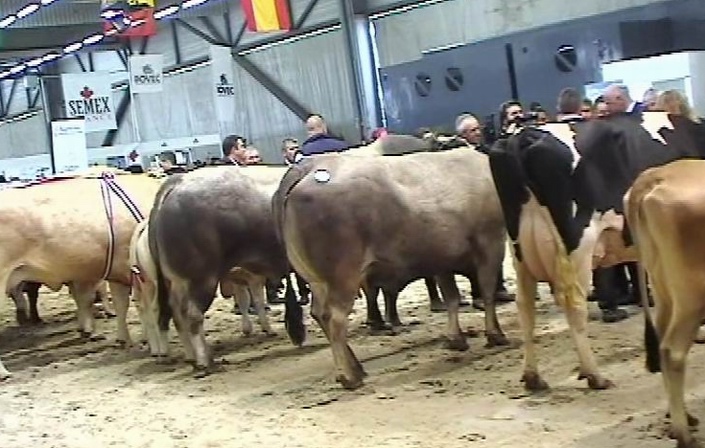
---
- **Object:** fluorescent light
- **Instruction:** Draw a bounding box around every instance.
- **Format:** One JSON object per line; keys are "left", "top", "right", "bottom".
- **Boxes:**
{"left": 17, "top": 3, "right": 40, "bottom": 19}
{"left": 83, "top": 34, "right": 104, "bottom": 45}
{"left": 41, "top": 0, "right": 59, "bottom": 5}
{"left": 0, "top": 71, "right": 10, "bottom": 79}
{"left": 63, "top": 41, "right": 83, "bottom": 53}
{"left": 182, "top": 0, "right": 209, "bottom": 10}
{"left": 0, "top": 15, "right": 17, "bottom": 28}
{"left": 42, "top": 52, "right": 61, "bottom": 62}
{"left": 154, "top": 5, "right": 180, "bottom": 19}
{"left": 9, "top": 64, "right": 26, "bottom": 74}
{"left": 26, "top": 57, "right": 44, "bottom": 67}
{"left": 130, "top": 19, "right": 147, "bottom": 28}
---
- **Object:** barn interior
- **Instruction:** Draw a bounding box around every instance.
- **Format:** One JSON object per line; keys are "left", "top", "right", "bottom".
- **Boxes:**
{"left": 1, "top": 1, "right": 705, "bottom": 447}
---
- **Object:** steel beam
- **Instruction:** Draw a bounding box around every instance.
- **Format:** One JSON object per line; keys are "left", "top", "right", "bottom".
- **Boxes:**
{"left": 30, "top": 89, "right": 41, "bottom": 109}
{"left": 0, "top": 82, "right": 5, "bottom": 116}
{"left": 170, "top": 21, "right": 183, "bottom": 65}
{"left": 232, "top": 22, "right": 247, "bottom": 47}
{"left": 224, "top": 13, "right": 234, "bottom": 44}
{"left": 88, "top": 52, "right": 95, "bottom": 72}
{"left": 339, "top": 0, "right": 365, "bottom": 139}
{"left": 74, "top": 54, "right": 88, "bottom": 72}
{"left": 175, "top": 18, "right": 224, "bottom": 45}
{"left": 115, "top": 49, "right": 128, "bottom": 69}
{"left": 235, "top": 20, "right": 339, "bottom": 54}
{"left": 295, "top": 0, "right": 321, "bottom": 29}
{"left": 4, "top": 79, "right": 18, "bottom": 117}
{"left": 200, "top": 16, "right": 226, "bottom": 43}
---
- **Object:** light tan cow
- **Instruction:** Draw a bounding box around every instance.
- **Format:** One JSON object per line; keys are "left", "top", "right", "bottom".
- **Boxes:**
{"left": 625, "top": 159, "right": 705, "bottom": 448}
{"left": 0, "top": 170, "right": 162, "bottom": 379}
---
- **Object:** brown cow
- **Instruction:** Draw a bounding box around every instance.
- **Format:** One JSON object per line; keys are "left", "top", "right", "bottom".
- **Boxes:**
{"left": 625, "top": 159, "right": 705, "bottom": 448}
{"left": 276, "top": 145, "right": 508, "bottom": 389}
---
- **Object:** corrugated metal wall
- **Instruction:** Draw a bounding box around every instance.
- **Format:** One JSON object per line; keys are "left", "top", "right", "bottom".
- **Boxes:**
{"left": 371, "top": 0, "right": 672, "bottom": 68}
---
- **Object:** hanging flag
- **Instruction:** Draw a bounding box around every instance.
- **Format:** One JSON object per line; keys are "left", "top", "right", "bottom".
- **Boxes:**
{"left": 101, "top": 0, "right": 157, "bottom": 38}
{"left": 241, "top": 0, "right": 292, "bottom": 32}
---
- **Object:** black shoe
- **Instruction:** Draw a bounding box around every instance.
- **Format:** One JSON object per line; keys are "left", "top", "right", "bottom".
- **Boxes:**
{"left": 602, "top": 308, "right": 628, "bottom": 323}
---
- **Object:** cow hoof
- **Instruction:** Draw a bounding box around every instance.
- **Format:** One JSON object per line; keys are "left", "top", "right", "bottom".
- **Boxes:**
{"left": 79, "top": 330, "right": 92, "bottom": 339}
{"left": 115, "top": 339, "right": 130, "bottom": 349}
{"left": 444, "top": 337, "right": 469, "bottom": 352}
{"left": 521, "top": 371, "right": 550, "bottom": 392}
{"left": 579, "top": 373, "right": 614, "bottom": 390}
{"left": 671, "top": 431, "right": 702, "bottom": 448}
{"left": 15, "top": 311, "right": 31, "bottom": 326}
{"left": 154, "top": 355, "right": 176, "bottom": 365}
{"left": 89, "top": 334, "right": 106, "bottom": 342}
{"left": 430, "top": 303, "right": 447, "bottom": 313}
{"left": 241, "top": 332, "right": 253, "bottom": 338}
{"left": 485, "top": 333, "right": 510, "bottom": 348}
{"left": 336, "top": 374, "right": 363, "bottom": 390}
{"left": 262, "top": 330, "right": 277, "bottom": 337}
{"left": 29, "top": 317, "right": 44, "bottom": 326}
{"left": 666, "top": 412, "right": 700, "bottom": 427}
{"left": 0, "top": 372, "right": 12, "bottom": 382}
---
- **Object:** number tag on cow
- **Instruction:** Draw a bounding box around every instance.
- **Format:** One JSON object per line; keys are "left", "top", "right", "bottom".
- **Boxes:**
{"left": 313, "top": 169, "right": 331, "bottom": 183}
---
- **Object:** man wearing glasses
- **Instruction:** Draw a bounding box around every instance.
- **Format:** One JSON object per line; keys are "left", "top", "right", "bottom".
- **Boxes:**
{"left": 454, "top": 112, "right": 516, "bottom": 309}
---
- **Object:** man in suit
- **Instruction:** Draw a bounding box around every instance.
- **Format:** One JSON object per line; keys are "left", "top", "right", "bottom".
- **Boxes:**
{"left": 221, "top": 134, "right": 249, "bottom": 165}
{"left": 603, "top": 84, "right": 645, "bottom": 116}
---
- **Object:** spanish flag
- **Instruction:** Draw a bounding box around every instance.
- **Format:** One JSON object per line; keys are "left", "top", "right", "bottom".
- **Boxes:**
{"left": 241, "top": 0, "right": 293, "bottom": 32}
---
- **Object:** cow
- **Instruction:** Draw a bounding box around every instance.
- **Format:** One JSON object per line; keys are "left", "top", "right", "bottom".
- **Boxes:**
{"left": 129, "top": 220, "right": 274, "bottom": 360}
{"left": 147, "top": 166, "right": 291, "bottom": 376}
{"left": 0, "top": 171, "right": 162, "bottom": 379}
{"left": 487, "top": 111, "right": 702, "bottom": 392}
{"left": 275, "top": 144, "right": 508, "bottom": 390}
{"left": 9, "top": 280, "right": 115, "bottom": 326}
{"left": 625, "top": 159, "right": 705, "bottom": 448}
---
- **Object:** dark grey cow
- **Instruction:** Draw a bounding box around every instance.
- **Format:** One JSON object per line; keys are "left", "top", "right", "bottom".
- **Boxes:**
{"left": 275, "top": 145, "right": 508, "bottom": 389}
{"left": 148, "top": 166, "right": 292, "bottom": 376}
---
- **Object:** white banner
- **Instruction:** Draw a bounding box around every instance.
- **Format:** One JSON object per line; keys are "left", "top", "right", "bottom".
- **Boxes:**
{"left": 51, "top": 119, "right": 88, "bottom": 175}
{"left": 61, "top": 72, "right": 117, "bottom": 133}
{"left": 210, "top": 45, "right": 236, "bottom": 138}
{"left": 129, "top": 54, "right": 164, "bottom": 93}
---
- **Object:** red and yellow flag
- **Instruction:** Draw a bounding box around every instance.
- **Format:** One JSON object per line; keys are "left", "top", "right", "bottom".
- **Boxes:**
{"left": 241, "top": 0, "right": 292, "bottom": 32}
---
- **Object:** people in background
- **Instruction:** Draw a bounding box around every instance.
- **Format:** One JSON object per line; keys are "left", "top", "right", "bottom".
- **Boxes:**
{"left": 245, "top": 148, "right": 262, "bottom": 165}
{"left": 656, "top": 89, "right": 705, "bottom": 157}
{"left": 602, "top": 84, "right": 644, "bottom": 116}
{"left": 580, "top": 98, "right": 594, "bottom": 120}
{"left": 300, "top": 113, "right": 350, "bottom": 156}
{"left": 498, "top": 100, "right": 524, "bottom": 137}
{"left": 281, "top": 137, "right": 302, "bottom": 165}
{"left": 370, "top": 127, "right": 389, "bottom": 142}
{"left": 642, "top": 88, "right": 659, "bottom": 111}
{"left": 555, "top": 87, "right": 585, "bottom": 123}
{"left": 221, "top": 134, "right": 249, "bottom": 165}
{"left": 529, "top": 101, "right": 549, "bottom": 124}
{"left": 593, "top": 96, "right": 609, "bottom": 118}
{"left": 455, "top": 113, "right": 489, "bottom": 153}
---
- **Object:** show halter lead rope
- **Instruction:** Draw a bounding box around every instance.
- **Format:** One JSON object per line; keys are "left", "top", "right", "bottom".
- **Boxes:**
{"left": 99, "top": 172, "right": 146, "bottom": 280}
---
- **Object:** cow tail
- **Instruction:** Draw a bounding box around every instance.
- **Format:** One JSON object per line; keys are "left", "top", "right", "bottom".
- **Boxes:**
{"left": 273, "top": 163, "right": 313, "bottom": 347}
{"left": 625, "top": 183, "right": 661, "bottom": 373}
{"left": 148, "top": 176, "right": 181, "bottom": 332}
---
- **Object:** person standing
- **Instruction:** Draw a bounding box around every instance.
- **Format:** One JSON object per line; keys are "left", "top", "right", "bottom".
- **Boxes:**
{"left": 300, "top": 114, "right": 350, "bottom": 156}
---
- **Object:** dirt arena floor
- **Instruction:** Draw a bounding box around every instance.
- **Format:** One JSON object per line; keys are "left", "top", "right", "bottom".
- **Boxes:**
{"left": 1, "top": 258, "right": 705, "bottom": 448}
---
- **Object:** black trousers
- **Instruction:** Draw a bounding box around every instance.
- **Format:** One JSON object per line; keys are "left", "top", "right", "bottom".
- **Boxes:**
{"left": 593, "top": 261, "right": 640, "bottom": 310}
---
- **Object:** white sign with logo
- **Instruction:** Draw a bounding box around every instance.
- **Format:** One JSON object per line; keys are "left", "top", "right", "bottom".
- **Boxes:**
{"left": 210, "top": 45, "right": 236, "bottom": 137}
{"left": 51, "top": 119, "right": 88, "bottom": 175}
{"left": 61, "top": 72, "right": 117, "bottom": 133}
{"left": 129, "top": 54, "right": 164, "bottom": 93}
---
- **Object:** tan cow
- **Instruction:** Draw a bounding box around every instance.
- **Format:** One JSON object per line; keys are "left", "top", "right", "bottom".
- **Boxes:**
{"left": 625, "top": 159, "right": 705, "bottom": 448}
{"left": 0, "top": 170, "right": 162, "bottom": 379}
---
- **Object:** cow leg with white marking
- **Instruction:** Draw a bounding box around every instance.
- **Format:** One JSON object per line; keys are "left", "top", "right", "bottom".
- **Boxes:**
{"left": 234, "top": 284, "right": 255, "bottom": 336}
{"left": 513, "top": 260, "right": 547, "bottom": 390}
{"left": 436, "top": 274, "right": 468, "bottom": 351}
{"left": 8, "top": 285, "right": 30, "bottom": 325}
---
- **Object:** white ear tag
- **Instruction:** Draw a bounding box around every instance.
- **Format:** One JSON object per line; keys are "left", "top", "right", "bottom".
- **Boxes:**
{"left": 313, "top": 169, "right": 331, "bottom": 183}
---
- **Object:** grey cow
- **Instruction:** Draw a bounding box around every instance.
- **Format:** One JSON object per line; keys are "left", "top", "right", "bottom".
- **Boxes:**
{"left": 147, "top": 166, "right": 292, "bottom": 376}
{"left": 274, "top": 145, "right": 509, "bottom": 390}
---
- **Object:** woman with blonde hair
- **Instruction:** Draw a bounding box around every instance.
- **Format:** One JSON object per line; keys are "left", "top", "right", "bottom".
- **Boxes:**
{"left": 656, "top": 89, "right": 701, "bottom": 123}
{"left": 656, "top": 89, "right": 705, "bottom": 157}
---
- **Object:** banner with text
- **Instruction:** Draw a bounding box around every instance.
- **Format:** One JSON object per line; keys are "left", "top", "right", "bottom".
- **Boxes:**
{"left": 51, "top": 119, "right": 88, "bottom": 175}
{"left": 129, "top": 54, "right": 164, "bottom": 93}
{"left": 61, "top": 72, "right": 117, "bottom": 133}
{"left": 210, "top": 45, "right": 236, "bottom": 139}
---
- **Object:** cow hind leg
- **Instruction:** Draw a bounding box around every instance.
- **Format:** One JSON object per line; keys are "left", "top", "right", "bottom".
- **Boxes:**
{"left": 436, "top": 274, "right": 468, "bottom": 351}
{"left": 0, "top": 356, "right": 10, "bottom": 380}
{"left": 71, "top": 282, "right": 102, "bottom": 340}
{"left": 661, "top": 305, "right": 703, "bottom": 448}
{"left": 514, "top": 262, "right": 547, "bottom": 391}
{"left": 9, "top": 287, "right": 30, "bottom": 326}
{"left": 310, "top": 282, "right": 365, "bottom": 389}
{"left": 26, "top": 284, "right": 42, "bottom": 324}
{"left": 476, "top": 260, "right": 508, "bottom": 347}
{"left": 363, "top": 285, "right": 390, "bottom": 333}
{"left": 235, "top": 285, "right": 254, "bottom": 336}
{"left": 250, "top": 279, "right": 274, "bottom": 335}
{"left": 110, "top": 282, "right": 132, "bottom": 347}
{"left": 383, "top": 288, "right": 403, "bottom": 328}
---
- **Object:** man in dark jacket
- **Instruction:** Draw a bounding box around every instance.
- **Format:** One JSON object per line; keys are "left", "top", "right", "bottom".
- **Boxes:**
{"left": 221, "top": 134, "right": 248, "bottom": 165}
{"left": 300, "top": 114, "right": 350, "bottom": 156}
